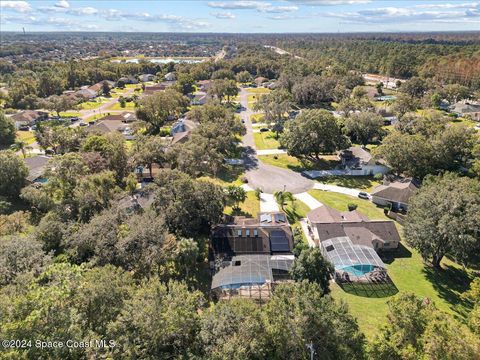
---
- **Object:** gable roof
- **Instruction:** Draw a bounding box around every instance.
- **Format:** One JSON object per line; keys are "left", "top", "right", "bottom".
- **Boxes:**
{"left": 24, "top": 155, "right": 50, "bottom": 182}
{"left": 307, "top": 205, "right": 401, "bottom": 247}
{"left": 371, "top": 179, "right": 419, "bottom": 204}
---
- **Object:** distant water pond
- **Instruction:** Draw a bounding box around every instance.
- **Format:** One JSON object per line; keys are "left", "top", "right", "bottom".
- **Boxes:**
{"left": 111, "top": 58, "right": 205, "bottom": 64}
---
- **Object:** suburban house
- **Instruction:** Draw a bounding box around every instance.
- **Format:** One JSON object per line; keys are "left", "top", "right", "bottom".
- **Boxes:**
{"left": 24, "top": 155, "right": 50, "bottom": 183}
{"left": 87, "top": 119, "right": 135, "bottom": 139}
{"left": 210, "top": 212, "right": 294, "bottom": 300}
{"left": 139, "top": 74, "right": 155, "bottom": 82}
{"left": 87, "top": 80, "right": 115, "bottom": 94}
{"left": 197, "top": 80, "right": 212, "bottom": 92}
{"left": 164, "top": 72, "right": 176, "bottom": 81}
{"left": 75, "top": 88, "right": 97, "bottom": 100}
{"left": 306, "top": 205, "right": 401, "bottom": 281}
{"left": 97, "top": 111, "right": 137, "bottom": 123}
{"left": 190, "top": 92, "right": 208, "bottom": 106}
{"left": 10, "top": 110, "right": 49, "bottom": 129}
{"left": 370, "top": 178, "right": 420, "bottom": 212}
{"left": 118, "top": 76, "right": 138, "bottom": 85}
{"left": 338, "top": 146, "right": 389, "bottom": 176}
{"left": 143, "top": 84, "right": 168, "bottom": 96}
{"left": 451, "top": 101, "right": 480, "bottom": 121}
{"left": 170, "top": 118, "right": 198, "bottom": 145}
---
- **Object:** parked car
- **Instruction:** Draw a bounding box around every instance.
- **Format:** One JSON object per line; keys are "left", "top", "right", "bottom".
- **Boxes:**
{"left": 18, "top": 125, "right": 30, "bottom": 131}
{"left": 88, "top": 120, "right": 96, "bottom": 126}
{"left": 260, "top": 128, "right": 269, "bottom": 132}
{"left": 79, "top": 122, "right": 88, "bottom": 127}
{"left": 70, "top": 117, "right": 80, "bottom": 122}
{"left": 358, "top": 192, "right": 370, "bottom": 200}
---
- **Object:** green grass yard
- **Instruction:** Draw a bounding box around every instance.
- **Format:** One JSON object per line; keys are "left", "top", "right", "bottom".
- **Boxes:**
{"left": 107, "top": 101, "right": 136, "bottom": 110}
{"left": 308, "top": 190, "right": 387, "bottom": 219}
{"left": 225, "top": 191, "right": 260, "bottom": 218}
{"left": 16, "top": 131, "right": 36, "bottom": 145}
{"left": 307, "top": 189, "right": 473, "bottom": 339}
{"left": 250, "top": 113, "right": 265, "bottom": 123}
{"left": 317, "top": 176, "right": 382, "bottom": 193}
{"left": 331, "top": 246, "right": 473, "bottom": 339}
{"left": 259, "top": 154, "right": 339, "bottom": 172}
{"left": 253, "top": 131, "right": 281, "bottom": 150}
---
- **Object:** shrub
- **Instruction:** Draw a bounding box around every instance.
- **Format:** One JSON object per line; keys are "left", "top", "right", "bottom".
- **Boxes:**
{"left": 347, "top": 203, "right": 358, "bottom": 211}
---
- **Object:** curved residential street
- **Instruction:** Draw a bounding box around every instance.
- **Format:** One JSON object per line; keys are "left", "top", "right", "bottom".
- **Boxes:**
{"left": 239, "top": 88, "right": 315, "bottom": 194}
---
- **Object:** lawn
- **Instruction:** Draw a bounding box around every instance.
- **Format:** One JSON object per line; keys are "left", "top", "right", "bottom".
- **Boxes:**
{"left": 79, "top": 99, "right": 109, "bottom": 110}
{"left": 317, "top": 176, "right": 381, "bottom": 193}
{"left": 253, "top": 131, "right": 281, "bottom": 150}
{"left": 308, "top": 189, "right": 387, "bottom": 220}
{"left": 16, "top": 131, "right": 36, "bottom": 145}
{"left": 198, "top": 166, "right": 245, "bottom": 187}
{"left": 283, "top": 198, "right": 310, "bottom": 225}
{"left": 107, "top": 101, "right": 136, "bottom": 110}
{"left": 246, "top": 88, "right": 271, "bottom": 94}
{"left": 250, "top": 113, "right": 265, "bottom": 123}
{"left": 331, "top": 245, "right": 474, "bottom": 340}
{"left": 225, "top": 191, "right": 260, "bottom": 218}
{"left": 259, "top": 154, "right": 339, "bottom": 172}
{"left": 307, "top": 188, "right": 474, "bottom": 338}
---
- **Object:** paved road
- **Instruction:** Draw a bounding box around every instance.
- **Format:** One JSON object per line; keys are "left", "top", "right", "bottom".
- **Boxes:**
{"left": 239, "top": 88, "right": 314, "bottom": 194}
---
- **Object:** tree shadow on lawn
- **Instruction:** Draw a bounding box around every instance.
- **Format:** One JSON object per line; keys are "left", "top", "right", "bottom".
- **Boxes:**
{"left": 338, "top": 276, "right": 399, "bottom": 298}
{"left": 287, "top": 158, "right": 340, "bottom": 173}
{"left": 229, "top": 207, "right": 253, "bottom": 218}
{"left": 320, "top": 176, "right": 378, "bottom": 191}
{"left": 423, "top": 264, "right": 474, "bottom": 318}
{"left": 381, "top": 243, "right": 412, "bottom": 265}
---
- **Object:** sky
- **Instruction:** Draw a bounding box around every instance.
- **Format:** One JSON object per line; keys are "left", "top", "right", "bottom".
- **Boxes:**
{"left": 1, "top": 0, "right": 479, "bottom": 33}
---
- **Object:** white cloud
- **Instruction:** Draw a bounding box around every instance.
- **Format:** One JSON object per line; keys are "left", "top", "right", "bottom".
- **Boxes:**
{"left": 323, "top": 4, "right": 480, "bottom": 24}
{"left": 210, "top": 11, "right": 236, "bottom": 19}
{"left": 55, "top": 0, "right": 70, "bottom": 9}
{"left": 207, "top": 1, "right": 298, "bottom": 13}
{"left": 100, "top": 9, "right": 210, "bottom": 31}
{"left": 69, "top": 7, "right": 98, "bottom": 15}
{"left": 0, "top": 1, "right": 31, "bottom": 13}
{"left": 291, "top": 0, "right": 371, "bottom": 5}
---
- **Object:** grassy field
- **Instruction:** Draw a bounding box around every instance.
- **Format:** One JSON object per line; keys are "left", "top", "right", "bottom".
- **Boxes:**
{"left": 16, "top": 131, "right": 36, "bottom": 145}
{"left": 225, "top": 191, "right": 260, "bottom": 218}
{"left": 246, "top": 88, "right": 271, "bottom": 94}
{"left": 259, "top": 154, "right": 339, "bottom": 172}
{"left": 253, "top": 131, "right": 281, "bottom": 150}
{"left": 283, "top": 198, "right": 310, "bottom": 225}
{"left": 198, "top": 167, "right": 245, "bottom": 187}
{"left": 317, "top": 176, "right": 382, "bottom": 193}
{"left": 308, "top": 189, "right": 387, "bottom": 219}
{"left": 79, "top": 99, "right": 109, "bottom": 110}
{"left": 307, "top": 189, "right": 474, "bottom": 338}
{"left": 250, "top": 113, "right": 265, "bottom": 123}
{"left": 107, "top": 101, "right": 136, "bottom": 110}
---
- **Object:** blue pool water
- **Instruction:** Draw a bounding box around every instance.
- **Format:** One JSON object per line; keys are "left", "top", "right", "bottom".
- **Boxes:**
{"left": 340, "top": 264, "right": 375, "bottom": 276}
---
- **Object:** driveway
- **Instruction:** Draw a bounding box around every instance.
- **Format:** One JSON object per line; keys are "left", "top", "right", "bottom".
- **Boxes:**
{"left": 260, "top": 193, "right": 280, "bottom": 212}
{"left": 293, "top": 192, "right": 323, "bottom": 210}
{"left": 239, "top": 88, "right": 314, "bottom": 194}
{"left": 313, "top": 182, "right": 363, "bottom": 197}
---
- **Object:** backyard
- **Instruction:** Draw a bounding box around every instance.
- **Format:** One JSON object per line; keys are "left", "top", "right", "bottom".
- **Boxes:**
{"left": 331, "top": 246, "right": 474, "bottom": 339}
{"left": 306, "top": 189, "right": 474, "bottom": 339}
{"left": 107, "top": 101, "right": 136, "bottom": 110}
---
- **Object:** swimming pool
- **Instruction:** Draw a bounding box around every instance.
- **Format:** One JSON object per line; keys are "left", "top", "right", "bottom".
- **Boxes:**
{"left": 340, "top": 264, "right": 375, "bottom": 276}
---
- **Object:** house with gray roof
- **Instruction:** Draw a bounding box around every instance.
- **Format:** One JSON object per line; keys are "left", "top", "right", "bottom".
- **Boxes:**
{"left": 24, "top": 155, "right": 50, "bottom": 183}
{"left": 370, "top": 178, "right": 420, "bottom": 212}
{"left": 451, "top": 101, "right": 480, "bottom": 121}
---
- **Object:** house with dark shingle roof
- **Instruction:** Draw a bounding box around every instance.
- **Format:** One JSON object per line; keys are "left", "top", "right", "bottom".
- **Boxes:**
{"left": 24, "top": 155, "right": 50, "bottom": 183}
{"left": 370, "top": 178, "right": 420, "bottom": 212}
{"left": 307, "top": 205, "right": 401, "bottom": 251}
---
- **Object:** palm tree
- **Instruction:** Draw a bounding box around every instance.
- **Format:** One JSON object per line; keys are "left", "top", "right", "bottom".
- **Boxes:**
{"left": 274, "top": 190, "right": 293, "bottom": 211}
{"left": 11, "top": 140, "right": 32, "bottom": 159}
